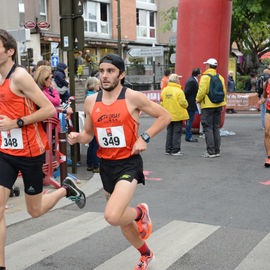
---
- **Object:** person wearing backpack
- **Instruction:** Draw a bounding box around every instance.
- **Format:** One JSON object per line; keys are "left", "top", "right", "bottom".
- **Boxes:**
{"left": 196, "top": 58, "right": 226, "bottom": 158}
{"left": 256, "top": 69, "right": 270, "bottom": 129}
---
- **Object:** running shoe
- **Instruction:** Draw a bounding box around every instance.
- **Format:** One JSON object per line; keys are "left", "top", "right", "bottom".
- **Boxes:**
{"left": 201, "top": 152, "right": 216, "bottom": 158}
{"left": 171, "top": 151, "right": 184, "bottom": 156}
{"left": 136, "top": 203, "right": 152, "bottom": 240}
{"left": 265, "top": 158, "right": 270, "bottom": 168}
{"left": 62, "top": 177, "right": 86, "bottom": 209}
{"left": 134, "top": 250, "right": 154, "bottom": 270}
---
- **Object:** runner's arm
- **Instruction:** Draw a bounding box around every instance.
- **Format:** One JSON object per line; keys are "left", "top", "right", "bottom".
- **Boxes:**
{"left": 129, "top": 91, "right": 171, "bottom": 155}
{"left": 0, "top": 68, "right": 55, "bottom": 131}
{"left": 134, "top": 91, "right": 171, "bottom": 138}
{"left": 68, "top": 96, "right": 95, "bottom": 145}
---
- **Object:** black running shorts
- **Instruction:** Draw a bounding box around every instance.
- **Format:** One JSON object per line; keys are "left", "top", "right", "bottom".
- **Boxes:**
{"left": 266, "top": 109, "right": 270, "bottom": 114}
{"left": 0, "top": 152, "right": 45, "bottom": 195}
{"left": 100, "top": 154, "right": 145, "bottom": 194}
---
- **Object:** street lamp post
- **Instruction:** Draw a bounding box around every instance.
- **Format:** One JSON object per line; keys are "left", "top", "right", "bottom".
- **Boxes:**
{"left": 116, "top": 0, "right": 122, "bottom": 58}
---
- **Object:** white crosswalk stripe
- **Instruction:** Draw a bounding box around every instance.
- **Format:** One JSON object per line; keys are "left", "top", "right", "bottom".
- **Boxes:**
{"left": 5, "top": 212, "right": 270, "bottom": 270}
{"left": 234, "top": 232, "right": 270, "bottom": 270}
{"left": 94, "top": 220, "right": 219, "bottom": 270}
{"left": 5, "top": 212, "right": 108, "bottom": 270}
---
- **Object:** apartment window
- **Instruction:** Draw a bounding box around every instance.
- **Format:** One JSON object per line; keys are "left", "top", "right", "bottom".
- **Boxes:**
{"left": 18, "top": 0, "right": 25, "bottom": 27}
{"left": 136, "top": 9, "right": 156, "bottom": 38}
{"left": 84, "top": 1, "right": 109, "bottom": 35}
{"left": 40, "top": 0, "right": 47, "bottom": 21}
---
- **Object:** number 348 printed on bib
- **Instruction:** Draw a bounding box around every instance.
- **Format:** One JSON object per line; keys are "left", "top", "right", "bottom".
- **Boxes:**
{"left": 1, "top": 128, "right": 24, "bottom": 149}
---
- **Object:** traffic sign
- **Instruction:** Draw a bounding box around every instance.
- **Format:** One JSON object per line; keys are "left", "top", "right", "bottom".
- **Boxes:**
{"left": 170, "top": 53, "right": 176, "bottom": 64}
{"left": 51, "top": 56, "right": 59, "bottom": 67}
{"left": 128, "top": 47, "right": 164, "bottom": 58}
{"left": 37, "top": 21, "right": 50, "bottom": 29}
{"left": 24, "top": 20, "right": 36, "bottom": 29}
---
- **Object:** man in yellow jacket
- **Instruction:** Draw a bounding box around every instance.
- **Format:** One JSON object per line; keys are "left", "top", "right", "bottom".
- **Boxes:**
{"left": 161, "top": 74, "right": 189, "bottom": 155}
{"left": 196, "top": 58, "right": 226, "bottom": 158}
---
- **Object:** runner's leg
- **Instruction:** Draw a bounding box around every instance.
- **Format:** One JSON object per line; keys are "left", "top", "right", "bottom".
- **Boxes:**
{"left": 104, "top": 179, "right": 145, "bottom": 249}
{"left": 104, "top": 179, "right": 138, "bottom": 226}
{"left": 0, "top": 186, "right": 11, "bottom": 267}
{"left": 25, "top": 188, "right": 67, "bottom": 218}
{"left": 264, "top": 113, "right": 270, "bottom": 156}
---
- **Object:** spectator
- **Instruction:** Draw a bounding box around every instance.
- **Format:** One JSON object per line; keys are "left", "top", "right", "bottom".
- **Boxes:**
{"left": 34, "top": 65, "right": 61, "bottom": 130}
{"left": 227, "top": 70, "right": 236, "bottom": 93}
{"left": 160, "top": 69, "right": 171, "bottom": 90}
{"left": 227, "top": 71, "right": 237, "bottom": 113}
{"left": 85, "top": 77, "right": 101, "bottom": 173}
{"left": 85, "top": 50, "right": 92, "bottom": 75}
{"left": 184, "top": 68, "right": 201, "bottom": 142}
{"left": 31, "top": 60, "right": 50, "bottom": 76}
{"left": 161, "top": 73, "right": 189, "bottom": 155}
{"left": 244, "top": 77, "right": 252, "bottom": 92}
{"left": 250, "top": 73, "right": 257, "bottom": 92}
{"left": 54, "top": 62, "right": 70, "bottom": 102}
{"left": 256, "top": 69, "right": 270, "bottom": 129}
{"left": 196, "top": 58, "right": 226, "bottom": 158}
{"left": 77, "top": 51, "right": 84, "bottom": 80}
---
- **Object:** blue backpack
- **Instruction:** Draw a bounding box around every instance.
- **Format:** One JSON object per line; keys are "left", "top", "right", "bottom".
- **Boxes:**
{"left": 205, "top": 73, "right": 225, "bottom": 103}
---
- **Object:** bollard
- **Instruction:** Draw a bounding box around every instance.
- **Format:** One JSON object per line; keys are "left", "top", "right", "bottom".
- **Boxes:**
{"left": 59, "top": 132, "right": 68, "bottom": 185}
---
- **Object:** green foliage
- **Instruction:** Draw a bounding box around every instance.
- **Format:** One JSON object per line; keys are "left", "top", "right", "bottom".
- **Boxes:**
{"left": 159, "top": 6, "right": 177, "bottom": 33}
{"left": 261, "top": 58, "right": 270, "bottom": 65}
{"left": 236, "top": 75, "right": 250, "bottom": 92}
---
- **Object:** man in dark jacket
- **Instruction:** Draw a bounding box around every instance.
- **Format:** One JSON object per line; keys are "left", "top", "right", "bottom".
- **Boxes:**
{"left": 54, "top": 62, "right": 69, "bottom": 102}
{"left": 184, "top": 68, "right": 201, "bottom": 142}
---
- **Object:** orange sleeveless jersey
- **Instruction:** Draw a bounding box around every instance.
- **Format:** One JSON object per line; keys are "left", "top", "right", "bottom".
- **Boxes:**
{"left": 91, "top": 87, "right": 139, "bottom": 160}
{"left": 0, "top": 78, "right": 49, "bottom": 157}
{"left": 266, "top": 82, "right": 270, "bottom": 111}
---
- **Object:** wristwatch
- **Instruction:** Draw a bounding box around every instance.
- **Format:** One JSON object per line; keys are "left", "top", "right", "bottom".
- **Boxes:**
{"left": 141, "top": 132, "right": 150, "bottom": 143}
{"left": 16, "top": 118, "right": 24, "bottom": 128}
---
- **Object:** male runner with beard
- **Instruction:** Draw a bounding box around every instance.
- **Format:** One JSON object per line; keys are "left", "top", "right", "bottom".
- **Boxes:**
{"left": 68, "top": 53, "right": 171, "bottom": 269}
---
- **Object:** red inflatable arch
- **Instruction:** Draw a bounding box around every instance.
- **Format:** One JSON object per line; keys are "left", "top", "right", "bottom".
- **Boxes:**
{"left": 175, "top": 0, "right": 232, "bottom": 129}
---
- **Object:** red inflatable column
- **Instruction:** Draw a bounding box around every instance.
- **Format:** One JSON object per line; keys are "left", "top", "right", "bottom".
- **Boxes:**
{"left": 175, "top": 0, "right": 232, "bottom": 129}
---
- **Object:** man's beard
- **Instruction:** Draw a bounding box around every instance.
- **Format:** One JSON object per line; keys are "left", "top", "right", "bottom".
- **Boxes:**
{"left": 102, "top": 78, "right": 120, "bottom": 92}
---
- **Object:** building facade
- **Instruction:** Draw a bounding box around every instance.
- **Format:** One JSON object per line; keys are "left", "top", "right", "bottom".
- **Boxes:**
{"left": 1, "top": 0, "right": 177, "bottom": 87}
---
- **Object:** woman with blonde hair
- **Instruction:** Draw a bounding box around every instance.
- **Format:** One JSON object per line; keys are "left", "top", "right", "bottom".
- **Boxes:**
{"left": 34, "top": 65, "right": 60, "bottom": 119}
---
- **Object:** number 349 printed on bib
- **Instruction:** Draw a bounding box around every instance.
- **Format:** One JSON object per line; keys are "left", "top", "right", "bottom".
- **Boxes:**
{"left": 97, "top": 126, "right": 126, "bottom": 148}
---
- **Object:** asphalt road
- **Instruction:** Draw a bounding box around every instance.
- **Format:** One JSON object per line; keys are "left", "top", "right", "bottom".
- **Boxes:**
{"left": 5, "top": 113, "right": 270, "bottom": 270}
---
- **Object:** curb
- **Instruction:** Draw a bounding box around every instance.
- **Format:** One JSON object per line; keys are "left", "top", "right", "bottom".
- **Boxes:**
{"left": 6, "top": 174, "right": 103, "bottom": 227}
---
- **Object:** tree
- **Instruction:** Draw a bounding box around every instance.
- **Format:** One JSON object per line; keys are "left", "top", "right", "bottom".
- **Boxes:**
{"left": 232, "top": 0, "right": 270, "bottom": 74}
{"left": 159, "top": 0, "right": 270, "bottom": 75}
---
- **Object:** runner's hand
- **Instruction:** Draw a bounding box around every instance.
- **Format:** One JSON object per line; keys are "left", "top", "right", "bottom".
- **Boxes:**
{"left": 68, "top": 132, "right": 80, "bottom": 145}
{"left": 0, "top": 115, "right": 17, "bottom": 131}
{"left": 131, "top": 136, "right": 147, "bottom": 155}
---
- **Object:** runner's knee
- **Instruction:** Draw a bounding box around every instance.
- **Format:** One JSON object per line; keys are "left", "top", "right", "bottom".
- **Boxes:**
{"left": 27, "top": 206, "right": 42, "bottom": 218}
{"left": 104, "top": 211, "right": 121, "bottom": 226}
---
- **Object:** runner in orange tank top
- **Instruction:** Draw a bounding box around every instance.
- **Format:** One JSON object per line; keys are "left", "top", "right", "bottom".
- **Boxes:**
{"left": 68, "top": 53, "right": 171, "bottom": 270}
{"left": 258, "top": 71, "right": 270, "bottom": 168}
{"left": 0, "top": 29, "right": 86, "bottom": 270}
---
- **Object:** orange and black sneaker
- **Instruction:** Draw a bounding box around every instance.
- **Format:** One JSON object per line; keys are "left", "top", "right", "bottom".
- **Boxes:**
{"left": 134, "top": 250, "right": 154, "bottom": 270}
{"left": 265, "top": 158, "right": 270, "bottom": 167}
{"left": 136, "top": 203, "right": 152, "bottom": 240}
